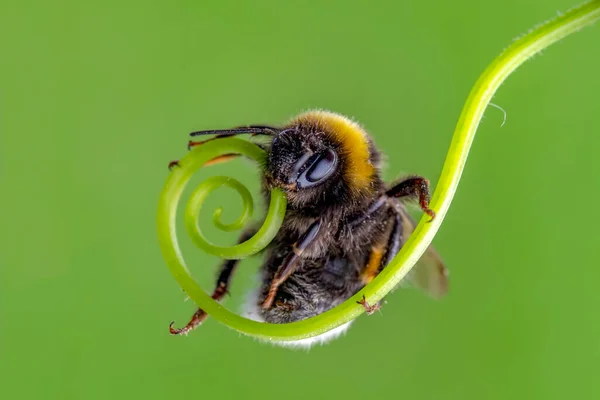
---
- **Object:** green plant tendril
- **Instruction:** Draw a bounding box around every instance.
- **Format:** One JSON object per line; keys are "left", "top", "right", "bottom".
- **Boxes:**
{"left": 185, "top": 176, "right": 254, "bottom": 247}
{"left": 206, "top": 176, "right": 254, "bottom": 232}
{"left": 158, "top": 138, "right": 288, "bottom": 262}
{"left": 157, "top": 0, "right": 600, "bottom": 342}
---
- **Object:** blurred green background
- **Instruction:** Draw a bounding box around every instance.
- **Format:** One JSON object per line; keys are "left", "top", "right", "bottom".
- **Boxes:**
{"left": 1, "top": 0, "right": 599, "bottom": 399}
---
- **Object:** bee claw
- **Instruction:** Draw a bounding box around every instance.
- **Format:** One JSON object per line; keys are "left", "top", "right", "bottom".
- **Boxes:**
{"left": 188, "top": 139, "right": 207, "bottom": 150}
{"left": 168, "top": 160, "right": 180, "bottom": 170}
{"left": 357, "top": 295, "right": 380, "bottom": 315}
{"left": 169, "top": 321, "right": 189, "bottom": 336}
{"left": 426, "top": 208, "right": 436, "bottom": 222}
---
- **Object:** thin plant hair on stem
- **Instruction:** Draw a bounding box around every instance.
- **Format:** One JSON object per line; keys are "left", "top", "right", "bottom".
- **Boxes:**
{"left": 156, "top": 0, "right": 600, "bottom": 342}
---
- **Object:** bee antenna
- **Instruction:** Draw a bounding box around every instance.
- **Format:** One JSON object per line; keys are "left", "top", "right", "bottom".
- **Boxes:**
{"left": 189, "top": 126, "right": 280, "bottom": 137}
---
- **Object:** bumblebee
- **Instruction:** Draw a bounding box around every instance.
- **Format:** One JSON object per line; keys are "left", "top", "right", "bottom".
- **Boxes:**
{"left": 169, "top": 110, "right": 448, "bottom": 348}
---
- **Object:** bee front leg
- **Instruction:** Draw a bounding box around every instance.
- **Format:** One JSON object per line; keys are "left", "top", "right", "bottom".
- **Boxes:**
{"left": 386, "top": 176, "right": 435, "bottom": 221}
{"left": 261, "top": 220, "right": 322, "bottom": 310}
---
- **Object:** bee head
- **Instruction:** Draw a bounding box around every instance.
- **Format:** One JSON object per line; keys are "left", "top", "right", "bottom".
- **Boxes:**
{"left": 264, "top": 109, "right": 384, "bottom": 210}
{"left": 265, "top": 127, "right": 342, "bottom": 208}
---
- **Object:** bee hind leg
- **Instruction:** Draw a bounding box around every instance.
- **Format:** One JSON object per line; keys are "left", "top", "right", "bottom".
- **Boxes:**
{"left": 357, "top": 295, "right": 381, "bottom": 315}
{"left": 357, "top": 210, "right": 404, "bottom": 315}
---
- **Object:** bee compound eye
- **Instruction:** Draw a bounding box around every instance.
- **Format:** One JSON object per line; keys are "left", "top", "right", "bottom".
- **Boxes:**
{"left": 297, "top": 149, "right": 337, "bottom": 188}
{"left": 306, "top": 149, "right": 336, "bottom": 183}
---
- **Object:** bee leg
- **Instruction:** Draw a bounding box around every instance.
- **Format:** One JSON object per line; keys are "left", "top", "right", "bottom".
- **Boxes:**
{"left": 386, "top": 176, "right": 435, "bottom": 221}
{"left": 202, "top": 153, "right": 241, "bottom": 167}
{"left": 382, "top": 212, "right": 403, "bottom": 267}
{"left": 169, "top": 259, "right": 237, "bottom": 336}
{"left": 189, "top": 134, "right": 269, "bottom": 167}
{"left": 361, "top": 244, "right": 386, "bottom": 284}
{"left": 347, "top": 196, "right": 387, "bottom": 228}
{"left": 357, "top": 295, "right": 381, "bottom": 315}
{"left": 169, "top": 228, "right": 257, "bottom": 336}
{"left": 188, "top": 135, "right": 235, "bottom": 150}
{"left": 261, "top": 253, "right": 299, "bottom": 310}
{"left": 261, "top": 220, "right": 322, "bottom": 309}
{"left": 358, "top": 211, "right": 404, "bottom": 314}
{"left": 168, "top": 154, "right": 241, "bottom": 172}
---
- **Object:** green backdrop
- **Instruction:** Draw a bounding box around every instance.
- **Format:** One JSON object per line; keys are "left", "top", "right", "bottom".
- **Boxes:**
{"left": 2, "top": 1, "right": 599, "bottom": 399}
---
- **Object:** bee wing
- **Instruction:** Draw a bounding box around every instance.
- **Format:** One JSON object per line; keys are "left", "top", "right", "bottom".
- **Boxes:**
{"left": 397, "top": 205, "right": 449, "bottom": 299}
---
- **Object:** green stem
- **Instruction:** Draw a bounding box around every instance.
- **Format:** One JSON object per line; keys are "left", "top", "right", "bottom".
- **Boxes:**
{"left": 157, "top": 0, "right": 600, "bottom": 342}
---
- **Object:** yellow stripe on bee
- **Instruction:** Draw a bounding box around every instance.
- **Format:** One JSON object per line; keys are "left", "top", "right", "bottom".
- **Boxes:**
{"left": 291, "top": 110, "right": 376, "bottom": 191}
{"left": 361, "top": 246, "right": 385, "bottom": 284}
